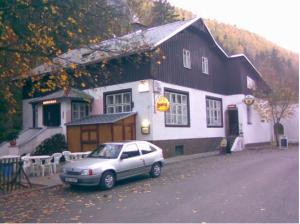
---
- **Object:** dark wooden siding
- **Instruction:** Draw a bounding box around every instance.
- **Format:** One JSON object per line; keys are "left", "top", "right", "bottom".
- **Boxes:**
{"left": 151, "top": 23, "right": 228, "bottom": 95}
{"left": 23, "top": 55, "right": 152, "bottom": 99}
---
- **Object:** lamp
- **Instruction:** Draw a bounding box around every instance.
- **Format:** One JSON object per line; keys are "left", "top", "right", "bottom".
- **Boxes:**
{"left": 141, "top": 119, "right": 150, "bottom": 134}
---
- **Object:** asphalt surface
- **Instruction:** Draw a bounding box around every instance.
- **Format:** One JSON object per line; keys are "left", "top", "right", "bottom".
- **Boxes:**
{"left": 0, "top": 147, "right": 298, "bottom": 223}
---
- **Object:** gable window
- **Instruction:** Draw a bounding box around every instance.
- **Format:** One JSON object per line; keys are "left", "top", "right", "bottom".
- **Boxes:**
{"left": 202, "top": 56, "right": 209, "bottom": 74}
{"left": 72, "top": 102, "right": 89, "bottom": 121}
{"left": 247, "top": 76, "right": 256, "bottom": 90}
{"left": 183, "top": 49, "right": 191, "bottom": 69}
{"left": 206, "top": 96, "right": 223, "bottom": 127}
{"left": 165, "top": 89, "right": 189, "bottom": 127}
{"left": 105, "top": 90, "right": 132, "bottom": 114}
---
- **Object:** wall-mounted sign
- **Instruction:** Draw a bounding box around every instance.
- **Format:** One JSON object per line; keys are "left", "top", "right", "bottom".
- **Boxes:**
{"left": 156, "top": 95, "right": 170, "bottom": 112}
{"left": 243, "top": 95, "right": 255, "bottom": 106}
{"left": 43, "top": 100, "right": 57, "bottom": 105}
{"left": 227, "top": 104, "right": 237, "bottom": 109}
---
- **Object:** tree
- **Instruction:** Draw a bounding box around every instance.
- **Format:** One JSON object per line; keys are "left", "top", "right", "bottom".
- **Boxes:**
{"left": 0, "top": 0, "right": 132, "bottom": 142}
{"left": 254, "top": 74, "right": 297, "bottom": 146}
{"left": 148, "top": 0, "right": 179, "bottom": 26}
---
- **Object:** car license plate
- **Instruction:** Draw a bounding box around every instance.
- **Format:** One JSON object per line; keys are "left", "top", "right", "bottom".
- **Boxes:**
{"left": 65, "top": 177, "right": 78, "bottom": 183}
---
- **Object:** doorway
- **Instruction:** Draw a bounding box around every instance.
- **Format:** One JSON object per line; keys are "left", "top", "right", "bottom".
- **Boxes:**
{"left": 43, "top": 104, "right": 61, "bottom": 127}
{"left": 226, "top": 109, "right": 239, "bottom": 136}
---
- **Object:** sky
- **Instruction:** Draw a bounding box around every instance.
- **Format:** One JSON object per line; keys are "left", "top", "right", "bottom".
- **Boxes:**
{"left": 168, "top": 0, "right": 299, "bottom": 53}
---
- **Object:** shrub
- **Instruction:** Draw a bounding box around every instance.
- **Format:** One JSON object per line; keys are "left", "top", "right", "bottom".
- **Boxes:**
{"left": 33, "top": 134, "right": 67, "bottom": 155}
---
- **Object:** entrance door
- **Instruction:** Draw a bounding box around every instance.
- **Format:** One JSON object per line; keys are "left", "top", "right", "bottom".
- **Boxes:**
{"left": 43, "top": 104, "right": 61, "bottom": 127}
{"left": 226, "top": 109, "right": 239, "bottom": 136}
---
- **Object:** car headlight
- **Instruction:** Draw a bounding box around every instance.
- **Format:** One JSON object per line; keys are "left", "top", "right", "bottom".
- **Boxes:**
{"left": 81, "top": 169, "right": 93, "bottom": 176}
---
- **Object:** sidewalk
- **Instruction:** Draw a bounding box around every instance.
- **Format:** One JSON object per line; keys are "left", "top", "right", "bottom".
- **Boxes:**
{"left": 29, "top": 150, "right": 220, "bottom": 188}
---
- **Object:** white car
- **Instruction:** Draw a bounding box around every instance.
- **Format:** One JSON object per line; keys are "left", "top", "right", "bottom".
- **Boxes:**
{"left": 60, "top": 141, "right": 165, "bottom": 189}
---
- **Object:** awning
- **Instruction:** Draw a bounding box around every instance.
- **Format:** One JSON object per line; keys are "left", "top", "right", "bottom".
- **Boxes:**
{"left": 29, "top": 88, "right": 93, "bottom": 104}
{"left": 66, "top": 112, "right": 137, "bottom": 126}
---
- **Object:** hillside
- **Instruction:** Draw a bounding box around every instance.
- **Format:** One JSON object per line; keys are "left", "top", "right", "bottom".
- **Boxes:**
{"left": 204, "top": 19, "right": 299, "bottom": 92}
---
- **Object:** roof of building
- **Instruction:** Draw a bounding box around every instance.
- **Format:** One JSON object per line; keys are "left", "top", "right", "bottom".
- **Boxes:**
{"left": 31, "top": 16, "right": 262, "bottom": 78}
{"left": 29, "top": 88, "right": 93, "bottom": 104}
{"left": 65, "top": 112, "right": 136, "bottom": 126}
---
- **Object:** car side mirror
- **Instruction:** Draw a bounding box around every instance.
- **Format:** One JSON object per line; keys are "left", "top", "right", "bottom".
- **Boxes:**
{"left": 120, "top": 153, "right": 129, "bottom": 160}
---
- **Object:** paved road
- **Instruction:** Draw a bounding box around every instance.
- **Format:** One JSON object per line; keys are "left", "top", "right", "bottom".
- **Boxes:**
{"left": 0, "top": 147, "right": 298, "bottom": 223}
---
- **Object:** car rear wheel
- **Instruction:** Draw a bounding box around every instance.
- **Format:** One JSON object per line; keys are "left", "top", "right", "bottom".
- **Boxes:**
{"left": 100, "top": 171, "right": 115, "bottom": 190}
{"left": 150, "top": 163, "right": 161, "bottom": 178}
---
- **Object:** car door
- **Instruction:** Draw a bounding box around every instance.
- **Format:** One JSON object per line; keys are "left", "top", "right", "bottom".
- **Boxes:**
{"left": 117, "top": 143, "right": 145, "bottom": 180}
{"left": 137, "top": 142, "right": 157, "bottom": 173}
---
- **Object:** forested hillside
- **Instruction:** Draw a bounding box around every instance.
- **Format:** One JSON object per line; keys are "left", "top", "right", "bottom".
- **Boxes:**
{"left": 204, "top": 19, "right": 299, "bottom": 93}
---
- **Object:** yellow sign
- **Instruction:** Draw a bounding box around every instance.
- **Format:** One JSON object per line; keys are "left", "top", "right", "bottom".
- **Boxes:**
{"left": 156, "top": 96, "right": 170, "bottom": 112}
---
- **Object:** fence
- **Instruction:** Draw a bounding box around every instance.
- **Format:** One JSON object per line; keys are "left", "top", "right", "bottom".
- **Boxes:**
{"left": 0, "top": 157, "right": 31, "bottom": 193}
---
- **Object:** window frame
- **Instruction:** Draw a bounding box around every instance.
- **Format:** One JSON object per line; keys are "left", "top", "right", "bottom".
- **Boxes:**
{"left": 164, "top": 88, "right": 190, "bottom": 127}
{"left": 183, "top": 48, "right": 191, "bottom": 69}
{"left": 71, "top": 101, "right": 90, "bottom": 121}
{"left": 202, "top": 56, "right": 209, "bottom": 74}
{"left": 103, "top": 89, "right": 132, "bottom": 114}
{"left": 205, "top": 96, "right": 223, "bottom": 128}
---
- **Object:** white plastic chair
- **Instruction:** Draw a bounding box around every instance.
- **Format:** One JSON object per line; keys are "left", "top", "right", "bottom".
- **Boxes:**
{"left": 21, "top": 157, "right": 32, "bottom": 176}
{"left": 62, "top": 151, "right": 71, "bottom": 162}
{"left": 43, "top": 158, "right": 53, "bottom": 176}
{"left": 31, "top": 158, "right": 44, "bottom": 176}
{"left": 51, "top": 153, "right": 62, "bottom": 173}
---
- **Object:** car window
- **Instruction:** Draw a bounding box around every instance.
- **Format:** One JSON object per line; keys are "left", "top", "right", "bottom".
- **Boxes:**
{"left": 140, "top": 143, "right": 156, "bottom": 155}
{"left": 122, "top": 144, "right": 140, "bottom": 158}
{"left": 88, "top": 144, "right": 122, "bottom": 159}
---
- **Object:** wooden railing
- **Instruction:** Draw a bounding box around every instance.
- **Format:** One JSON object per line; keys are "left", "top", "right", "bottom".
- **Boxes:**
{"left": 0, "top": 157, "right": 31, "bottom": 193}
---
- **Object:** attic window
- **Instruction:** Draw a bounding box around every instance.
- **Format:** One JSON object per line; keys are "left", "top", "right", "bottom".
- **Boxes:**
{"left": 247, "top": 76, "right": 256, "bottom": 90}
{"left": 183, "top": 49, "right": 191, "bottom": 69}
{"left": 202, "top": 56, "right": 209, "bottom": 74}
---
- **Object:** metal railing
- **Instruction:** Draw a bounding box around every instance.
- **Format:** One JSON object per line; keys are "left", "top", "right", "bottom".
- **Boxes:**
{"left": 0, "top": 157, "right": 31, "bottom": 193}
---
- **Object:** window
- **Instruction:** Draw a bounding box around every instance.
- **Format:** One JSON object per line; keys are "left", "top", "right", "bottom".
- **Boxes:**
{"left": 247, "top": 76, "right": 256, "bottom": 90}
{"left": 202, "top": 56, "right": 209, "bottom": 74}
{"left": 122, "top": 144, "right": 140, "bottom": 158}
{"left": 140, "top": 143, "right": 156, "bottom": 155}
{"left": 206, "top": 97, "right": 223, "bottom": 127}
{"left": 72, "top": 102, "right": 89, "bottom": 121}
{"left": 105, "top": 91, "right": 132, "bottom": 114}
{"left": 183, "top": 49, "right": 191, "bottom": 69}
{"left": 165, "top": 89, "right": 189, "bottom": 126}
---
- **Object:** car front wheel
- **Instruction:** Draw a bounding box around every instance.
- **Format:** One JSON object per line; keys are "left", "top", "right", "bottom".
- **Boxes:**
{"left": 150, "top": 163, "right": 161, "bottom": 178}
{"left": 100, "top": 171, "right": 116, "bottom": 190}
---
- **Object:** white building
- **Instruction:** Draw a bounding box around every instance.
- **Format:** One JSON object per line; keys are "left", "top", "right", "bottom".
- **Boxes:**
{"left": 14, "top": 17, "right": 273, "bottom": 157}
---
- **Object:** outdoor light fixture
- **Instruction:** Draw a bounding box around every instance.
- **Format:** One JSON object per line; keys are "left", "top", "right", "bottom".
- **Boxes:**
{"left": 43, "top": 100, "right": 57, "bottom": 105}
{"left": 141, "top": 119, "right": 150, "bottom": 135}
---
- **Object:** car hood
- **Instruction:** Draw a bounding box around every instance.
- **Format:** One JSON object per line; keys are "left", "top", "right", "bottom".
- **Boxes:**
{"left": 63, "top": 158, "right": 112, "bottom": 171}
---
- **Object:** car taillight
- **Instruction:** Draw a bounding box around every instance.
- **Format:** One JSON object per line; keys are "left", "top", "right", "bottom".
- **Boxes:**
{"left": 88, "top": 169, "right": 93, "bottom": 176}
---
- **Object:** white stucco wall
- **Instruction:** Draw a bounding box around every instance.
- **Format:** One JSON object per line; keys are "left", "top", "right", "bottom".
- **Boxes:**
{"left": 223, "top": 95, "right": 272, "bottom": 145}
{"left": 22, "top": 79, "right": 273, "bottom": 145}
{"left": 281, "top": 104, "right": 299, "bottom": 143}
{"left": 151, "top": 81, "right": 225, "bottom": 140}
{"left": 22, "top": 99, "right": 33, "bottom": 130}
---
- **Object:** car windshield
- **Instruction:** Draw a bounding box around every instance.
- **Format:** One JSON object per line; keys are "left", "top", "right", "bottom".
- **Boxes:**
{"left": 88, "top": 144, "right": 123, "bottom": 159}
